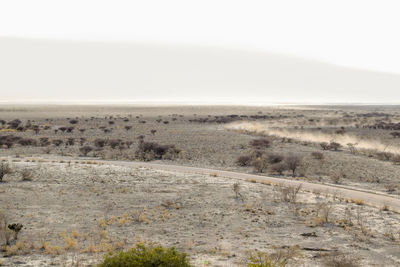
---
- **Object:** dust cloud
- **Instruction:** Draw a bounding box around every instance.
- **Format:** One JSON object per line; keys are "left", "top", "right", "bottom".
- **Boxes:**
{"left": 226, "top": 121, "right": 400, "bottom": 155}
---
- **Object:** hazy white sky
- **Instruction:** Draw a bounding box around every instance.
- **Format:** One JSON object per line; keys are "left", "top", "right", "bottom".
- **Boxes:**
{"left": 1, "top": 0, "right": 400, "bottom": 73}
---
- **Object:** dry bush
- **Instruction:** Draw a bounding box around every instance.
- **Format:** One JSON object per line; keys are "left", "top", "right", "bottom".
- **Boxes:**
{"left": 0, "top": 212, "right": 12, "bottom": 246}
{"left": 347, "top": 143, "right": 358, "bottom": 154}
{"left": 317, "top": 202, "right": 333, "bottom": 223}
{"left": 108, "top": 139, "right": 122, "bottom": 149}
{"left": 311, "top": 152, "right": 324, "bottom": 160}
{"left": 79, "top": 146, "right": 94, "bottom": 156}
{"left": 236, "top": 155, "right": 252, "bottom": 166}
{"left": 320, "top": 142, "right": 330, "bottom": 150}
{"left": 135, "top": 140, "right": 180, "bottom": 161}
{"left": 250, "top": 138, "right": 271, "bottom": 148}
{"left": 267, "top": 153, "right": 284, "bottom": 164}
{"left": 391, "top": 154, "right": 400, "bottom": 165}
{"left": 0, "top": 162, "right": 11, "bottom": 182}
{"left": 323, "top": 253, "right": 360, "bottom": 267}
{"left": 329, "top": 141, "right": 341, "bottom": 151}
{"left": 278, "top": 184, "right": 302, "bottom": 203}
{"left": 20, "top": 168, "right": 34, "bottom": 181}
{"left": 94, "top": 138, "right": 107, "bottom": 148}
{"left": 270, "top": 162, "right": 287, "bottom": 175}
{"left": 375, "top": 151, "right": 392, "bottom": 161}
{"left": 233, "top": 182, "right": 243, "bottom": 199}
{"left": 52, "top": 139, "right": 63, "bottom": 147}
{"left": 384, "top": 183, "right": 398, "bottom": 193}
{"left": 251, "top": 156, "right": 269, "bottom": 173}
{"left": 18, "top": 138, "right": 37, "bottom": 146}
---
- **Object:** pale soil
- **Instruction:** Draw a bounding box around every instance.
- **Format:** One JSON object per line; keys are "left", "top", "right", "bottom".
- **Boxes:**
{"left": 1, "top": 159, "right": 400, "bottom": 266}
{"left": 1, "top": 105, "right": 400, "bottom": 266}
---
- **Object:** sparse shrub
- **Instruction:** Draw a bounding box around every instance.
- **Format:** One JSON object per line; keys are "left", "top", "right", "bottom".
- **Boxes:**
{"left": 79, "top": 137, "right": 87, "bottom": 146}
{"left": 151, "top": 129, "right": 157, "bottom": 135}
{"left": 52, "top": 139, "right": 63, "bottom": 147}
{"left": 376, "top": 152, "right": 391, "bottom": 161}
{"left": 0, "top": 162, "right": 11, "bottom": 182}
{"left": 236, "top": 155, "right": 252, "bottom": 166}
{"left": 39, "top": 137, "right": 50, "bottom": 146}
{"left": 278, "top": 184, "right": 302, "bottom": 203}
{"left": 94, "top": 138, "right": 107, "bottom": 148}
{"left": 125, "top": 125, "right": 132, "bottom": 131}
{"left": 390, "top": 131, "right": 400, "bottom": 138}
{"left": 7, "top": 119, "right": 22, "bottom": 129}
{"left": 250, "top": 138, "right": 271, "bottom": 148}
{"left": 66, "top": 126, "right": 74, "bottom": 133}
{"left": 20, "top": 168, "right": 34, "bottom": 181}
{"left": 69, "top": 119, "right": 78, "bottom": 124}
{"left": 267, "top": 153, "right": 284, "bottom": 164}
{"left": 126, "top": 141, "right": 134, "bottom": 148}
{"left": 59, "top": 126, "right": 67, "bottom": 133}
{"left": 32, "top": 125, "right": 40, "bottom": 134}
{"left": 320, "top": 142, "right": 329, "bottom": 150}
{"left": 391, "top": 154, "right": 400, "bottom": 164}
{"left": 347, "top": 143, "right": 358, "bottom": 154}
{"left": 247, "top": 251, "right": 286, "bottom": 267}
{"left": 0, "top": 212, "right": 12, "bottom": 245}
{"left": 18, "top": 138, "right": 37, "bottom": 146}
{"left": 233, "top": 182, "right": 242, "bottom": 199}
{"left": 251, "top": 156, "right": 269, "bottom": 173}
{"left": 98, "top": 243, "right": 192, "bottom": 267}
{"left": 329, "top": 141, "right": 341, "bottom": 151}
{"left": 323, "top": 253, "right": 360, "bottom": 267}
{"left": 109, "top": 139, "right": 122, "bottom": 149}
{"left": 66, "top": 138, "right": 75, "bottom": 146}
{"left": 135, "top": 140, "right": 180, "bottom": 161}
{"left": 352, "top": 199, "right": 365, "bottom": 205}
{"left": 270, "top": 162, "right": 286, "bottom": 175}
{"left": 384, "top": 183, "right": 397, "bottom": 193}
{"left": 311, "top": 152, "right": 324, "bottom": 160}
{"left": 80, "top": 146, "right": 94, "bottom": 156}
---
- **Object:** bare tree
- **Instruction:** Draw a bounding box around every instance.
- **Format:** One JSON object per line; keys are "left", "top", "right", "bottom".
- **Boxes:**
{"left": 285, "top": 154, "right": 302, "bottom": 178}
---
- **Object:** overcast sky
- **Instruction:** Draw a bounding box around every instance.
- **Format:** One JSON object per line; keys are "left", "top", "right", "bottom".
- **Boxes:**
{"left": 1, "top": 0, "right": 399, "bottom": 103}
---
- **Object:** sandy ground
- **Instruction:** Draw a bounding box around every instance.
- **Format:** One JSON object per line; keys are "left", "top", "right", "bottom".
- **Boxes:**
{"left": 1, "top": 159, "right": 400, "bottom": 266}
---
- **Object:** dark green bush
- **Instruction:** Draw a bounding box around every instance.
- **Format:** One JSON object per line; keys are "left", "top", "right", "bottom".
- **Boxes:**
{"left": 98, "top": 244, "right": 192, "bottom": 267}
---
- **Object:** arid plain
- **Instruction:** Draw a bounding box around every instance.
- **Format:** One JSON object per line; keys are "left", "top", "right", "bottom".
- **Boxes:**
{"left": 1, "top": 105, "right": 400, "bottom": 266}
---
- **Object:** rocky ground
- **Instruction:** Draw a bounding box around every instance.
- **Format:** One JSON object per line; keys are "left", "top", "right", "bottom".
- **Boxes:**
{"left": 1, "top": 159, "right": 400, "bottom": 266}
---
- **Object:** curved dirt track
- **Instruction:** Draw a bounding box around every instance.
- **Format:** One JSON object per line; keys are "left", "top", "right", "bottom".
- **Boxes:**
{"left": 85, "top": 159, "right": 400, "bottom": 213}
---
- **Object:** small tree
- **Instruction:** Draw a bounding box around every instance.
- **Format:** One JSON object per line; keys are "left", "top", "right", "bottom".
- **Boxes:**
{"left": 329, "top": 141, "right": 341, "bottom": 151}
{"left": 285, "top": 155, "right": 302, "bottom": 178}
{"left": 251, "top": 156, "right": 269, "bottom": 173}
{"left": 8, "top": 223, "right": 23, "bottom": 240}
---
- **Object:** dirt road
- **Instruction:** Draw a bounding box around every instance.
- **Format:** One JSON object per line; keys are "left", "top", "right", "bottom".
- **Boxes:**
{"left": 89, "top": 159, "right": 400, "bottom": 213}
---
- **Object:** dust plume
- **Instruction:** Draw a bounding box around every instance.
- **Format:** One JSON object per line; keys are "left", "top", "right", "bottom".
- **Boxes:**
{"left": 226, "top": 121, "right": 400, "bottom": 155}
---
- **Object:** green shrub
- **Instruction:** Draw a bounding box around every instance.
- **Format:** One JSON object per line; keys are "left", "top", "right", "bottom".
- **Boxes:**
{"left": 248, "top": 251, "right": 286, "bottom": 267}
{"left": 98, "top": 244, "right": 192, "bottom": 267}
